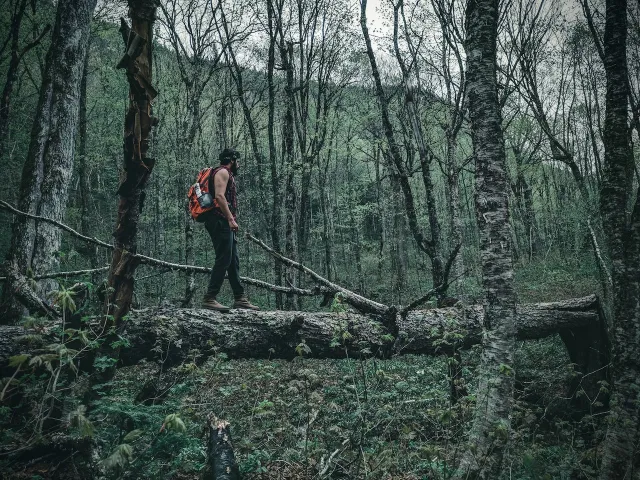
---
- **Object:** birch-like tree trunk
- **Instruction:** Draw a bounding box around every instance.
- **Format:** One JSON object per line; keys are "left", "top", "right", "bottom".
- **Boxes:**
{"left": 0, "top": 0, "right": 96, "bottom": 323}
{"left": 454, "top": 0, "right": 517, "bottom": 477}
{"left": 598, "top": 0, "right": 640, "bottom": 477}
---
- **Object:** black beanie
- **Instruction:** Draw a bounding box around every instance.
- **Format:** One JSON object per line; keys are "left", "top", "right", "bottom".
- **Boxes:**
{"left": 219, "top": 148, "right": 240, "bottom": 165}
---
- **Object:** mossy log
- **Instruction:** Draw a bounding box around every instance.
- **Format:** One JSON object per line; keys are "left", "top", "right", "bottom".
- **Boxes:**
{"left": 1, "top": 295, "right": 604, "bottom": 365}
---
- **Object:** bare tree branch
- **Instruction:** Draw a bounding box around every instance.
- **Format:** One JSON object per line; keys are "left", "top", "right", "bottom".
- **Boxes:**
{"left": 0, "top": 200, "right": 333, "bottom": 299}
{"left": 245, "top": 231, "right": 390, "bottom": 315}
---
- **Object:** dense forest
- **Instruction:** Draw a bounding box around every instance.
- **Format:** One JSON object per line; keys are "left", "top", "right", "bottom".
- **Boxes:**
{"left": 0, "top": 0, "right": 638, "bottom": 478}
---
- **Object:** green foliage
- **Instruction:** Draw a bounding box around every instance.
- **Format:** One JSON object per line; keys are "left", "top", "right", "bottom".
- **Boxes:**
{"left": 102, "top": 443, "right": 133, "bottom": 472}
{"left": 93, "top": 356, "right": 118, "bottom": 372}
{"left": 110, "top": 335, "right": 131, "bottom": 349}
{"left": 8, "top": 354, "right": 30, "bottom": 368}
{"left": 162, "top": 413, "right": 187, "bottom": 433}
{"left": 330, "top": 293, "right": 348, "bottom": 313}
{"left": 51, "top": 285, "right": 77, "bottom": 313}
{"left": 295, "top": 340, "right": 312, "bottom": 357}
{"left": 68, "top": 405, "right": 95, "bottom": 438}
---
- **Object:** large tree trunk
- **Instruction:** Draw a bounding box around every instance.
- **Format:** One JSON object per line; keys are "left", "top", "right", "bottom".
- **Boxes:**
{"left": 455, "top": 1, "right": 516, "bottom": 478}
{"left": 598, "top": 0, "right": 640, "bottom": 477}
{"left": 30, "top": 0, "right": 96, "bottom": 298}
{"left": 0, "top": 0, "right": 96, "bottom": 323}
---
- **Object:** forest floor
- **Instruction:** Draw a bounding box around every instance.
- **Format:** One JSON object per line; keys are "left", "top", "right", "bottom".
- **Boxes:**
{"left": 2, "top": 256, "right": 603, "bottom": 479}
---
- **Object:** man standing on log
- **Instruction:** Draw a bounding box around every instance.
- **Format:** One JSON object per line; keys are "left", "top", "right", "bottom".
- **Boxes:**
{"left": 201, "top": 148, "right": 260, "bottom": 312}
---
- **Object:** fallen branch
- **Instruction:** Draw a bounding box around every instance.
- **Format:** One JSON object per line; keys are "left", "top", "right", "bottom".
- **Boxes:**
{"left": 0, "top": 201, "right": 333, "bottom": 299}
{"left": 245, "top": 232, "right": 390, "bottom": 315}
{"left": 0, "top": 266, "right": 110, "bottom": 282}
{"left": 0, "top": 200, "right": 112, "bottom": 250}
{"left": 399, "top": 286, "right": 441, "bottom": 316}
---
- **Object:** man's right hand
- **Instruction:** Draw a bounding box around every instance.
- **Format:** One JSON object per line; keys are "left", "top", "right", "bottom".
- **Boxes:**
{"left": 228, "top": 218, "right": 239, "bottom": 232}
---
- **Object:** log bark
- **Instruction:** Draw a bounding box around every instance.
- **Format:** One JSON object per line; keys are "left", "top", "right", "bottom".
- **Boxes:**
{"left": 0, "top": 296, "right": 605, "bottom": 378}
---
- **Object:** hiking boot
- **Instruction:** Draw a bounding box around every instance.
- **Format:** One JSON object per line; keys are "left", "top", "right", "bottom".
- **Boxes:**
{"left": 201, "top": 295, "right": 230, "bottom": 312}
{"left": 233, "top": 295, "right": 260, "bottom": 310}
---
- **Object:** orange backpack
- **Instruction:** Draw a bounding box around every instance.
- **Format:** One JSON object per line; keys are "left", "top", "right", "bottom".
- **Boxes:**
{"left": 188, "top": 167, "right": 215, "bottom": 222}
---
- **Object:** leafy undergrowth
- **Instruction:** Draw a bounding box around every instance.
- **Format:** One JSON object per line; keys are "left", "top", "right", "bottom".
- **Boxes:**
{"left": 1, "top": 256, "right": 603, "bottom": 479}
{"left": 18, "top": 337, "right": 597, "bottom": 480}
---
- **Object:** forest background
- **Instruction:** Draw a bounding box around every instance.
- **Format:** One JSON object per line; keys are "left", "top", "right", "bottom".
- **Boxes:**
{"left": 0, "top": 0, "right": 638, "bottom": 478}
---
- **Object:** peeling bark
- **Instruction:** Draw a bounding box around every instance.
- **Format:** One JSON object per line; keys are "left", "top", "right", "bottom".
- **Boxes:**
{"left": 88, "top": 0, "right": 158, "bottom": 394}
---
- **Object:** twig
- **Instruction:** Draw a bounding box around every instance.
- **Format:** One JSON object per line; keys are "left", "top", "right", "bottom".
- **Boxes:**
{"left": 399, "top": 286, "right": 442, "bottom": 316}
{"left": 400, "top": 268, "right": 469, "bottom": 316}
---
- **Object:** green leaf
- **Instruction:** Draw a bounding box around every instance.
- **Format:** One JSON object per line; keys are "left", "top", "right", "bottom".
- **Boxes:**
{"left": 122, "top": 429, "right": 144, "bottom": 443}
{"left": 102, "top": 444, "right": 133, "bottom": 471}
{"left": 68, "top": 405, "right": 94, "bottom": 438}
{"left": 162, "top": 413, "right": 187, "bottom": 433}
{"left": 8, "top": 354, "right": 30, "bottom": 368}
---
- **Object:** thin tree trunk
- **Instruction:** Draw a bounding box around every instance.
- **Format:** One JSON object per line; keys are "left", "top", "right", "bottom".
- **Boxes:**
{"left": 319, "top": 138, "right": 334, "bottom": 282}
{"left": 0, "top": 0, "right": 29, "bottom": 160}
{"left": 267, "top": 0, "right": 283, "bottom": 308}
{"left": 75, "top": 49, "right": 100, "bottom": 283}
{"left": 281, "top": 41, "right": 298, "bottom": 310}
{"left": 445, "top": 135, "right": 465, "bottom": 284}
{"left": 454, "top": 1, "right": 516, "bottom": 478}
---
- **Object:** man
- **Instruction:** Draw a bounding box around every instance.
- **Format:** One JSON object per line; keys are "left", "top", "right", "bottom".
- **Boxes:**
{"left": 201, "top": 148, "right": 260, "bottom": 312}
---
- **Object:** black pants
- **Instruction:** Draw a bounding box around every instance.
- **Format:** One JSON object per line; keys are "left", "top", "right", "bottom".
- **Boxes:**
{"left": 204, "top": 216, "right": 244, "bottom": 298}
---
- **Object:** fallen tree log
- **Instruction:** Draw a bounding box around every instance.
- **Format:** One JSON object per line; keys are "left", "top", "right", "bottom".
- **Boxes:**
{"left": 0, "top": 295, "right": 608, "bottom": 405}
{"left": 1, "top": 295, "right": 604, "bottom": 363}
